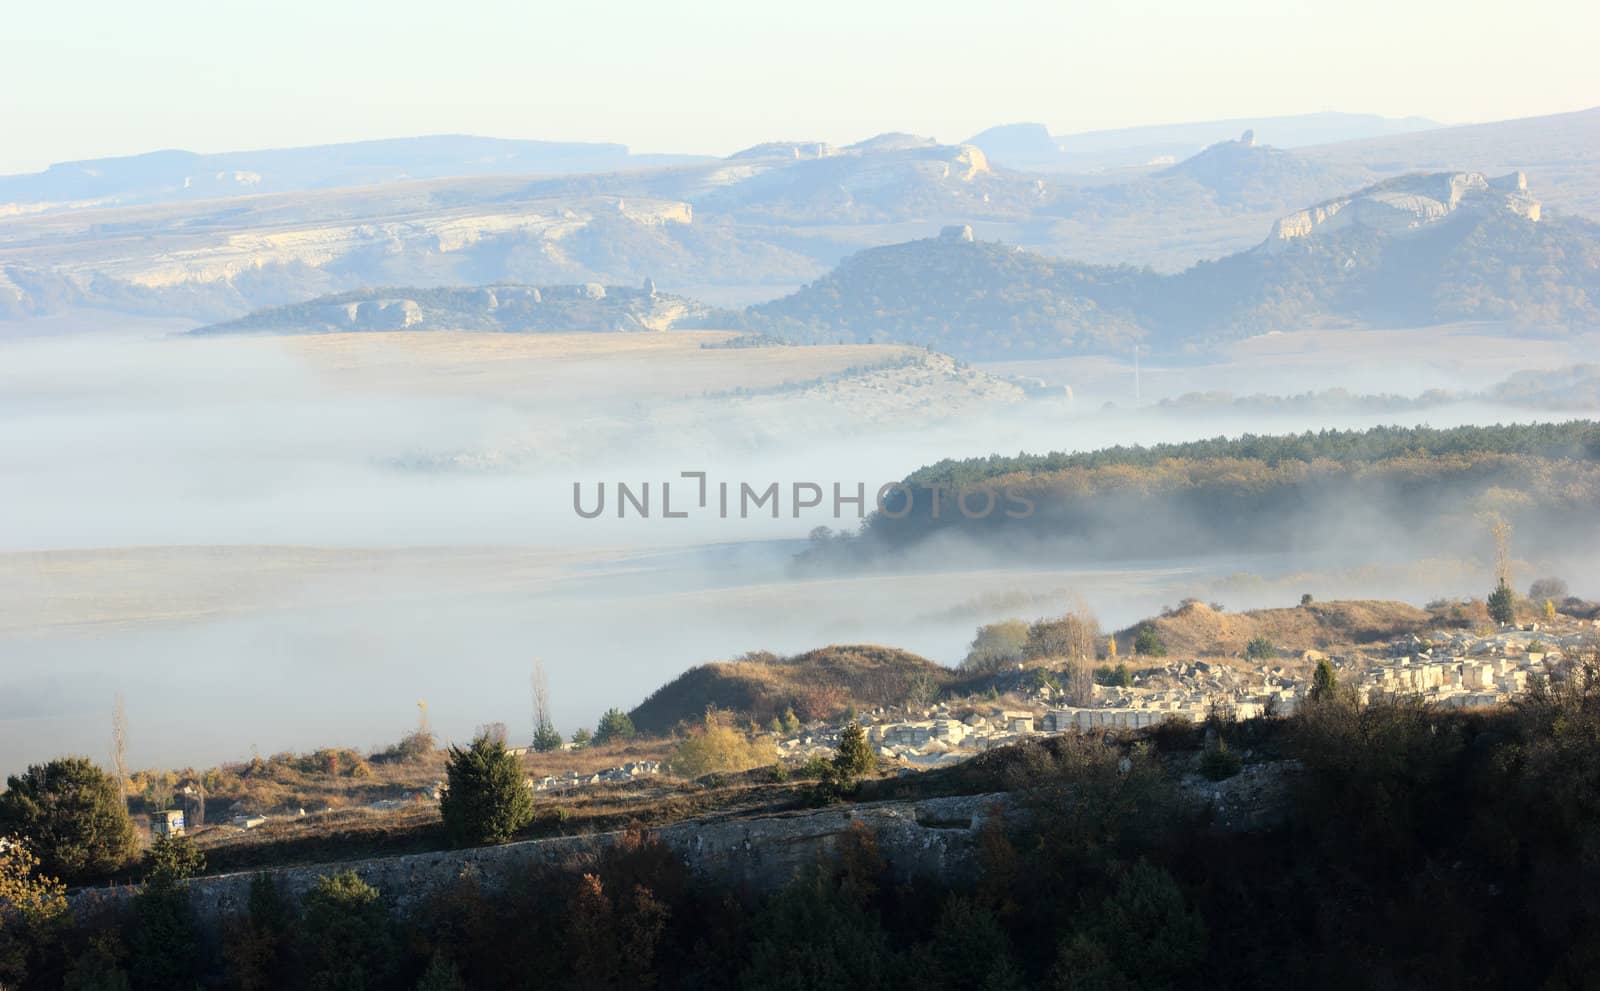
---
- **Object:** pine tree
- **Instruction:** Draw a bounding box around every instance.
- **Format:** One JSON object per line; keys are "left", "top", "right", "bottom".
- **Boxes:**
{"left": 1133, "top": 625, "right": 1167, "bottom": 658}
{"left": 0, "top": 757, "right": 138, "bottom": 882}
{"left": 594, "top": 708, "right": 637, "bottom": 746}
{"left": 302, "top": 871, "right": 396, "bottom": 991}
{"left": 1488, "top": 578, "right": 1516, "bottom": 626}
{"left": 144, "top": 833, "right": 205, "bottom": 882}
{"left": 416, "top": 951, "right": 466, "bottom": 991}
{"left": 440, "top": 733, "right": 535, "bottom": 846}
{"left": 1310, "top": 658, "right": 1338, "bottom": 703}
{"left": 833, "top": 723, "right": 876, "bottom": 779}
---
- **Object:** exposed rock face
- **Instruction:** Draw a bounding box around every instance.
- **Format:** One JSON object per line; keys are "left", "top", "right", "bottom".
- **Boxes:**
{"left": 342, "top": 298, "right": 422, "bottom": 330}
{"left": 69, "top": 794, "right": 1006, "bottom": 931}
{"left": 940, "top": 224, "right": 976, "bottom": 242}
{"left": 193, "top": 283, "right": 710, "bottom": 335}
{"left": 962, "top": 122, "right": 1062, "bottom": 170}
{"left": 728, "top": 141, "right": 839, "bottom": 160}
{"left": 0, "top": 194, "right": 695, "bottom": 308}
{"left": 1264, "top": 171, "right": 1540, "bottom": 250}
{"left": 845, "top": 133, "right": 941, "bottom": 154}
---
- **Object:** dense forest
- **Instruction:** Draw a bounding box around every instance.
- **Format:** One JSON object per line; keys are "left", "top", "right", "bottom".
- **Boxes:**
{"left": 802, "top": 422, "right": 1600, "bottom": 567}
{"left": 7, "top": 675, "right": 1600, "bottom": 990}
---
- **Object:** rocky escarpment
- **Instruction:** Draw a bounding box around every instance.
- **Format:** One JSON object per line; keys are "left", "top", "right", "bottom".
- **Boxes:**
{"left": 70, "top": 794, "right": 1006, "bottom": 932}
{"left": 0, "top": 192, "right": 704, "bottom": 320}
{"left": 1264, "top": 170, "right": 1540, "bottom": 250}
{"left": 191, "top": 281, "right": 710, "bottom": 335}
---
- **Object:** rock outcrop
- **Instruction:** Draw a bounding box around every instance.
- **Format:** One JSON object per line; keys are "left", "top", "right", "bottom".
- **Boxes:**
{"left": 192, "top": 283, "right": 710, "bottom": 335}
{"left": 70, "top": 794, "right": 1005, "bottom": 931}
{"left": 728, "top": 141, "right": 839, "bottom": 160}
{"left": 1264, "top": 171, "right": 1540, "bottom": 250}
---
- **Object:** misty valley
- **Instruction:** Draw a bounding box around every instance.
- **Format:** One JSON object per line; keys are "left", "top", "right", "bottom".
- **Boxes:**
{"left": 3, "top": 34, "right": 1600, "bottom": 991}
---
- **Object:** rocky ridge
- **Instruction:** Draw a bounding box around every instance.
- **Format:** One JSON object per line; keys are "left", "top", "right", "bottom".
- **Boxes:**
{"left": 1265, "top": 170, "right": 1540, "bottom": 250}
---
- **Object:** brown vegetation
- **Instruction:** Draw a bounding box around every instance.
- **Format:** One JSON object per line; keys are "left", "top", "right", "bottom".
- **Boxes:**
{"left": 628, "top": 645, "right": 956, "bottom": 735}
{"left": 1112, "top": 598, "right": 1434, "bottom": 660}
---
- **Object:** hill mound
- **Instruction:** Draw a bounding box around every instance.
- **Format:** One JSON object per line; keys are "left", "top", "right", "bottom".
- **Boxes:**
{"left": 1299, "top": 106, "right": 1600, "bottom": 220}
{"left": 737, "top": 226, "right": 1148, "bottom": 356}
{"left": 1157, "top": 131, "right": 1359, "bottom": 206}
{"left": 191, "top": 282, "right": 709, "bottom": 335}
{"left": 736, "top": 171, "right": 1600, "bottom": 359}
{"left": 627, "top": 645, "right": 954, "bottom": 735}
{"left": 1118, "top": 599, "right": 1434, "bottom": 658}
{"left": 804, "top": 422, "right": 1600, "bottom": 570}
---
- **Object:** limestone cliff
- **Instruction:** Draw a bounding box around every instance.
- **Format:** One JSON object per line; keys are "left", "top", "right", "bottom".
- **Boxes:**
{"left": 70, "top": 794, "right": 1005, "bottom": 931}
{"left": 192, "top": 281, "right": 710, "bottom": 335}
{"left": 1264, "top": 171, "right": 1540, "bottom": 251}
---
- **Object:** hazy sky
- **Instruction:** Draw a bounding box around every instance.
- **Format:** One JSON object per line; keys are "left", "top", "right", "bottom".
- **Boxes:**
{"left": 2, "top": 0, "right": 1596, "bottom": 174}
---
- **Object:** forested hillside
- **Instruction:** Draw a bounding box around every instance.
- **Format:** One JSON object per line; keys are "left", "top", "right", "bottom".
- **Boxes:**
{"left": 802, "top": 422, "right": 1600, "bottom": 568}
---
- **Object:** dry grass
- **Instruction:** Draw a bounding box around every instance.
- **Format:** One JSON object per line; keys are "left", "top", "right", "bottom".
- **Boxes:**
{"left": 628, "top": 644, "right": 956, "bottom": 735}
{"left": 1115, "top": 599, "right": 1434, "bottom": 661}
{"left": 186, "top": 765, "right": 818, "bottom": 876}
{"left": 515, "top": 739, "right": 674, "bottom": 778}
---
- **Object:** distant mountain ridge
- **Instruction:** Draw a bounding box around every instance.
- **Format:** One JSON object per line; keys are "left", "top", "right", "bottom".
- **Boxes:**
{"left": 735, "top": 169, "right": 1600, "bottom": 358}
{"left": 6, "top": 111, "right": 1597, "bottom": 324}
{"left": 0, "top": 135, "right": 705, "bottom": 217}
{"left": 967, "top": 112, "right": 1442, "bottom": 171}
{"left": 188, "top": 168, "right": 1600, "bottom": 355}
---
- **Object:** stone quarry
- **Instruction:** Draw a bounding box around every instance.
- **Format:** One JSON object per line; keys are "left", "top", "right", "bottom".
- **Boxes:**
{"left": 771, "top": 623, "right": 1597, "bottom": 770}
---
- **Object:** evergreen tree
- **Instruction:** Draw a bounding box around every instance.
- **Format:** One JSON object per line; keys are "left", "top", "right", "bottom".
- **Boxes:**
{"left": 415, "top": 951, "right": 466, "bottom": 991}
{"left": 131, "top": 834, "right": 206, "bottom": 987}
{"left": 739, "top": 872, "right": 892, "bottom": 989}
{"left": 1132, "top": 625, "right": 1167, "bottom": 658}
{"left": 1244, "top": 635, "right": 1277, "bottom": 661}
{"left": 593, "top": 708, "right": 637, "bottom": 746}
{"left": 300, "top": 870, "right": 395, "bottom": 991}
{"left": 1310, "top": 658, "right": 1338, "bottom": 703}
{"left": 144, "top": 833, "right": 205, "bottom": 883}
{"left": 130, "top": 875, "right": 198, "bottom": 988}
{"left": 1060, "top": 860, "right": 1207, "bottom": 991}
{"left": 532, "top": 722, "right": 564, "bottom": 753}
{"left": 0, "top": 757, "right": 138, "bottom": 882}
{"left": 440, "top": 734, "right": 535, "bottom": 846}
{"left": 1488, "top": 578, "right": 1517, "bottom": 626}
{"left": 833, "top": 723, "right": 876, "bottom": 779}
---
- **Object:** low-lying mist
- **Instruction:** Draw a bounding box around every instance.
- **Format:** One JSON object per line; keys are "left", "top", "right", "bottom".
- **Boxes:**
{"left": 2, "top": 327, "right": 1596, "bottom": 768}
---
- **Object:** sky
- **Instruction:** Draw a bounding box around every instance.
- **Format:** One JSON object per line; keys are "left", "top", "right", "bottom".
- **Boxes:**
{"left": 1, "top": 0, "right": 1597, "bottom": 174}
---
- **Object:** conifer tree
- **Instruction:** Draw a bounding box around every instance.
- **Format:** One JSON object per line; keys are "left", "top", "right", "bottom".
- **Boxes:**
{"left": 440, "top": 733, "right": 535, "bottom": 846}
